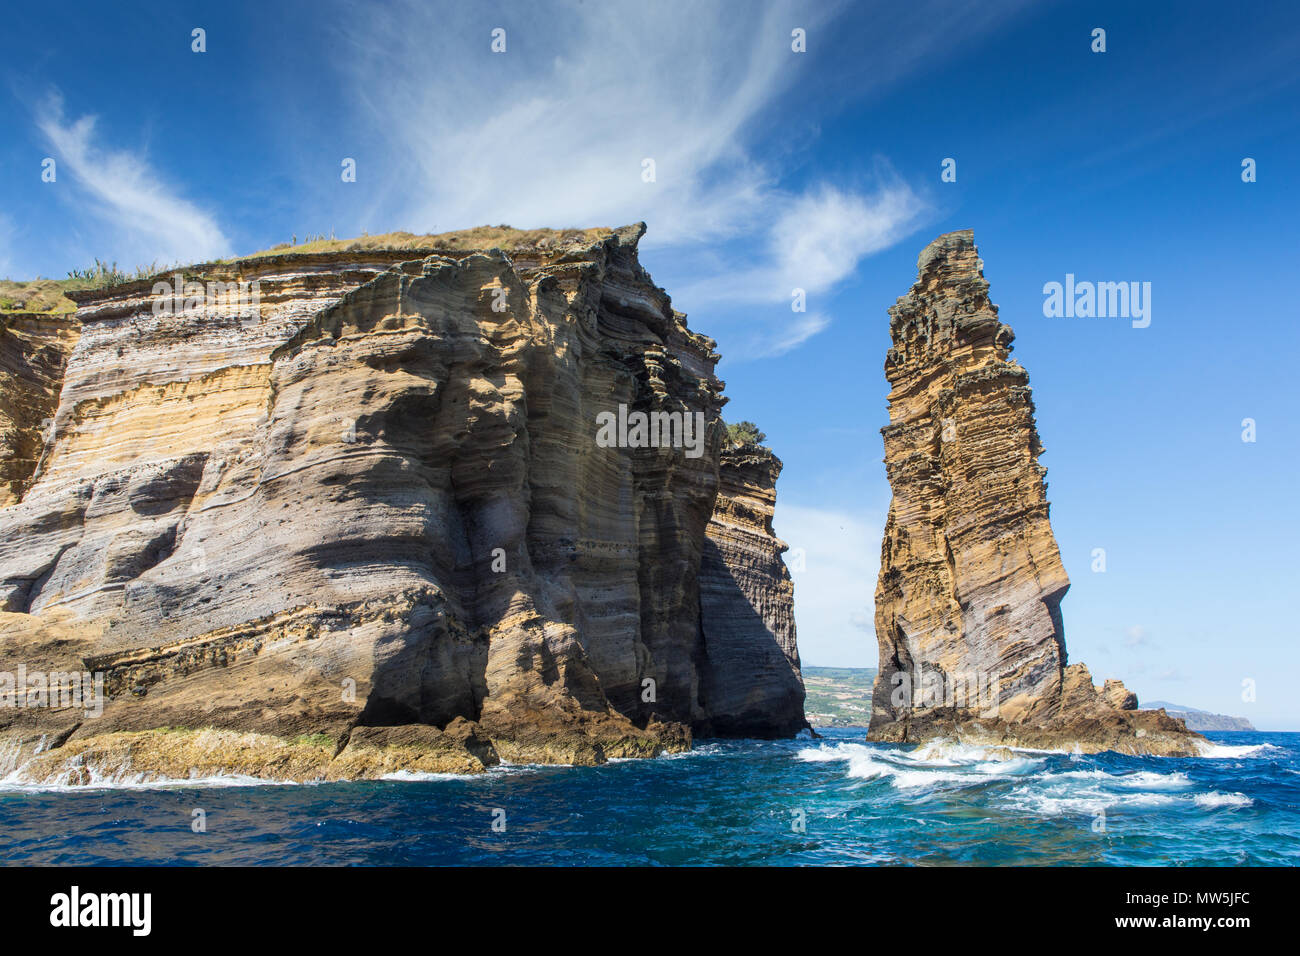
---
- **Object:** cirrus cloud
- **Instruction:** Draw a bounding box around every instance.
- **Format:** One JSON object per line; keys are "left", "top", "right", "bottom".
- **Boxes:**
{"left": 34, "top": 91, "right": 231, "bottom": 267}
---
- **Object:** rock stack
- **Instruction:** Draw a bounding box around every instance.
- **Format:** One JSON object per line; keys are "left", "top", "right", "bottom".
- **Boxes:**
{"left": 868, "top": 230, "right": 1202, "bottom": 756}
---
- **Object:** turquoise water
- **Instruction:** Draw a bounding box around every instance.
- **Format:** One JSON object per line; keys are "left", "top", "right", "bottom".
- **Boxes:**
{"left": 1, "top": 730, "right": 1295, "bottom": 865}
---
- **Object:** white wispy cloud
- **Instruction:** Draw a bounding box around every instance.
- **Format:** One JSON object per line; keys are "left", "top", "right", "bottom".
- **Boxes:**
{"left": 745, "top": 311, "right": 832, "bottom": 358}
{"left": 320, "top": 0, "right": 1027, "bottom": 357}
{"left": 775, "top": 503, "right": 886, "bottom": 667}
{"left": 336, "top": 0, "right": 833, "bottom": 243}
{"left": 35, "top": 92, "right": 231, "bottom": 266}
{"left": 773, "top": 181, "right": 926, "bottom": 293}
{"left": 681, "top": 179, "right": 929, "bottom": 306}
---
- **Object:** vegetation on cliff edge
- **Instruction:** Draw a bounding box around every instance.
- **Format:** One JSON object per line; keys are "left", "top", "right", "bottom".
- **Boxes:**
{"left": 1, "top": 226, "right": 621, "bottom": 314}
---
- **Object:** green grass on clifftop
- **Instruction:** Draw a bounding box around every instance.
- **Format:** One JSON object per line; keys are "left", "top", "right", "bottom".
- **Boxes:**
{"left": 2, "top": 259, "right": 173, "bottom": 315}
{"left": 2, "top": 226, "right": 622, "bottom": 314}
{"left": 0, "top": 277, "right": 90, "bottom": 315}
{"left": 231, "top": 225, "right": 617, "bottom": 261}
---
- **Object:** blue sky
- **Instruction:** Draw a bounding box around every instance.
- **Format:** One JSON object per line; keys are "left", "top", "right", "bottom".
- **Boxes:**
{"left": 2, "top": 1, "right": 1297, "bottom": 727}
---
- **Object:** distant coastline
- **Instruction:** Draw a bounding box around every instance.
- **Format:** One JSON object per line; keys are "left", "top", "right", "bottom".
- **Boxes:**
{"left": 804, "top": 668, "right": 1258, "bottom": 734}
{"left": 1144, "top": 701, "right": 1256, "bottom": 733}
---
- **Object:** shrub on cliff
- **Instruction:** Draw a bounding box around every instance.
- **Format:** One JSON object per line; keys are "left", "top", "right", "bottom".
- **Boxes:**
{"left": 725, "top": 420, "right": 767, "bottom": 449}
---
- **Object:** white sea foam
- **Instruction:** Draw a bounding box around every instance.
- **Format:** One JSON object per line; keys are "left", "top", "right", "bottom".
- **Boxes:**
{"left": 1001, "top": 775, "right": 1256, "bottom": 817}
{"left": 1193, "top": 791, "right": 1253, "bottom": 808}
{"left": 659, "top": 742, "right": 731, "bottom": 760}
{"left": 1046, "top": 769, "right": 1193, "bottom": 790}
{"left": 887, "top": 768, "right": 989, "bottom": 789}
{"left": 1003, "top": 786, "right": 1182, "bottom": 817}
{"left": 795, "top": 745, "right": 849, "bottom": 763}
{"left": 0, "top": 770, "right": 307, "bottom": 792}
{"left": 1005, "top": 765, "right": 1198, "bottom": 816}
{"left": 377, "top": 770, "right": 469, "bottom": 782}
{"left": 797, "top": 743, "right": 898, "bottom": 782}
{"left": 1117, "top": 770, "right": 1194, "bottom": 789}
{"left": 1195, "top": 742, "right": 1279, "bottom": 759}
{"left": 800, "top": 737, "right": 1269, "bottom": 817}
{"left": 796, "top": 739, "right": 1042, "bottom": 790}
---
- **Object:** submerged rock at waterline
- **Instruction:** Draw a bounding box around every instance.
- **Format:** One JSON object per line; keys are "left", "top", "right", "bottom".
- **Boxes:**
{"left": 0, "top": 224, "right": 804, "bottom": 784}
{"left": 868, "top": 230, "right": 1203, "bottom": 757}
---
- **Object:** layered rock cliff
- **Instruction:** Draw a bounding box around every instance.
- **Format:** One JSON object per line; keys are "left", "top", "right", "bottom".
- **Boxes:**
{"left": 868, "top": 230, "right": 1202, "bottom": 756}
{"left": 699, "top": 446, "right": 805, "bottom": 737}
{"left": 0, "top": 224, "right": 805, "bottom": 783}
{"left": 0, "top": 313, "right": 78, "bottom": 507}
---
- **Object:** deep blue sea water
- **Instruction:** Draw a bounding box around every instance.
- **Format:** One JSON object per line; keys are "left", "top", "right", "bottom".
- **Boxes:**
{"left": 1, "top": 729, "right": 1295, "bottom": 865}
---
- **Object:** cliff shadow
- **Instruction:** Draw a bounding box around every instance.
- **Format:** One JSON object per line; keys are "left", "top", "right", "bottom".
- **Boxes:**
{"left": 696, "top": 538, "right": 805, "bottom": 739}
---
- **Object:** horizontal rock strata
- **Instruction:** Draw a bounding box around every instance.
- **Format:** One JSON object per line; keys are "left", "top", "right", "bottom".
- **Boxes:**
{"left": 698, "top": 446, "right": 805, "bottom": 737}
{"left": 0, "top": 313, "right": 78, "bottom": 507}
{"left": 868, "top": 230, "right": 1203, "bottom": 756}
{"left": 0, "top": 225, "right": 804, "bottom": 783}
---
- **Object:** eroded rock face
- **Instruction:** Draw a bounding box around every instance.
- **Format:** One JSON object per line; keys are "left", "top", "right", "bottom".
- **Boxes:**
{"left": 868, "top": 230, "right": 1202, "bottom": 756}
{"left": 0, "top": 313, "right": 79, "bottom": 507}
{"left": 0, "top": 225, "right": 804, "bottom": 782}
{"left": 699, "top": 447, "right": 805, "bottom": 737}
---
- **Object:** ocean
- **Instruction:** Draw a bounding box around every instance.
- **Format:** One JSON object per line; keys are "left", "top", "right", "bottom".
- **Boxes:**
{"left": 1, "top": 729, "right": 1295, "bottom": 866}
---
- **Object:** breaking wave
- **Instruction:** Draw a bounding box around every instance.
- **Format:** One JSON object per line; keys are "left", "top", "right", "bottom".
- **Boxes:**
{"left": 1193, "top": 790, "right": 1253, "bottom": 808}
{"left": 796, "top": 739, "right": 1044, "bottom": 789}
{"left": 1195, "top": 742, "right": 1281, "bottom": 759}
{"left": 797, "top": 735, "right": 1279, "bottom": 818}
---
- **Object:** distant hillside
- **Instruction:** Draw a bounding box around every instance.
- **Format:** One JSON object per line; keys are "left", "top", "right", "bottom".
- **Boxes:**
{"left": 1144, "top": 701, "right": 1256, "bottom": 732}
{"left": 802, "top": 676, "right": 1260, "bottom": 734}
{"left": 803, "top": 666, "right": 878, "bottom": 728}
